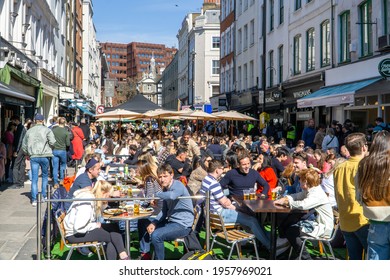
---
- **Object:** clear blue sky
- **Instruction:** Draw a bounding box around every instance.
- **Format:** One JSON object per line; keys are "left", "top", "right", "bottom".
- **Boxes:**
{"left": 93, "top": 0, "right": 204, "bottom": 48}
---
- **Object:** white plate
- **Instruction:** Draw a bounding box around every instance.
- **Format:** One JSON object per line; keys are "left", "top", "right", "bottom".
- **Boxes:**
{"left": 104, "top": 208, "right": 123, "bottom": 215}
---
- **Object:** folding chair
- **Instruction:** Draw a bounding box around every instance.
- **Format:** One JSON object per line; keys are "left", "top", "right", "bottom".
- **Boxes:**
{"left": 209, "top": 212, "right": 259, "bottom": 260}
{"left": 54, "top": 209, "right": 106, "bottom": 260}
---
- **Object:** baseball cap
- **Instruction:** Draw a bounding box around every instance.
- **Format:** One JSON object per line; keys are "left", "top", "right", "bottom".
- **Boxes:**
{"left": 85, "top": 158, "right": 99, "bottom": 170}
{"left": 35, "top": 113, "right": 44, "bottom": 121}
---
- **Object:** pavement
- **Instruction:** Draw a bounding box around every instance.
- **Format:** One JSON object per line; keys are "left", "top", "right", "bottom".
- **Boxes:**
{"left": 0, "top": 167, "right": 76, "bottom": 260}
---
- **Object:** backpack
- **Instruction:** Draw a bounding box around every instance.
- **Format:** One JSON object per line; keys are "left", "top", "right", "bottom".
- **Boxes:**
{"left": 180, "top": 250, "right": 214, "bottom": 260}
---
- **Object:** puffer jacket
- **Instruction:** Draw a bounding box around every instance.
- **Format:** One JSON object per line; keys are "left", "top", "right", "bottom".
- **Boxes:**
{"left": 64, "top": 189, "right": 98, "bottom": 237}
{"left": 22, "top": 124, "right": 56, "bottom": 158}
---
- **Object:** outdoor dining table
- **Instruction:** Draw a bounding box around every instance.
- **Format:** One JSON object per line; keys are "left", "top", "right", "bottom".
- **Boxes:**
{"left": 104, "top": 211, "right": 153, "bottom": 258}
{"left": 234, "top": 195, "right": 307, "bottom": 260}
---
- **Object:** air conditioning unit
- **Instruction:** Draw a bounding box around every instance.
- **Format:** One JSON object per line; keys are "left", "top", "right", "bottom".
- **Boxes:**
{"left": 378, "top": 34, "right": 390, "bottom": 50}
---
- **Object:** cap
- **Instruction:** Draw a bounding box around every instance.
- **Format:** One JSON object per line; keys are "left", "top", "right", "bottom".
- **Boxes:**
{"left": 35, "top": 113, "right": 44, "bottom": 121}
{"left": 85, "top": 158, "right": 99, "bottom": 170}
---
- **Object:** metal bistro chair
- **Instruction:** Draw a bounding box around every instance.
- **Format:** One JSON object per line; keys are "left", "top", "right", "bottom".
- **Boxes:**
{"left": 174, "top": 204, "right": 202, "bottom": 252}
{"left": 209, "top": 212, "right": 259, "bottom": 260}
{"left": 288, "top": 217, "right": 340, "bottom": 260}
{"left": 55, "top": 209, "right": 106, "bottom": 260}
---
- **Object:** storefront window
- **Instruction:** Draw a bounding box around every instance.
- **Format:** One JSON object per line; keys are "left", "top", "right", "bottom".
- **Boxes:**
{"left": 383, "top": 94, "right": 390, "bottom": 104}
{"left": 354, "top": 96, "right": 365, "bottom": 106}
{"left": 367, "top": 95, "right": 378, "bottom": 105}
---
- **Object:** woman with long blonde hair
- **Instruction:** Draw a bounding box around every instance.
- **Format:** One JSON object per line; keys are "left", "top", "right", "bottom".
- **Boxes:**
{"left": 356, "top": 131, "right": 390, "bottom": 260}
{"left": 64, "top": 180, "right": 129, "bottom": 260}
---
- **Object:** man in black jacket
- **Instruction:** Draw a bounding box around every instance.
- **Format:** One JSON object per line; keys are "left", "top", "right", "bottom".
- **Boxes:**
{"left": 79, "top": 118, "right": 90, "bottom": 147}
{"left": 9, "top": 115, "right": 27, "bottom": 189}
{"left": 123, "top": 144, "right": 141, "bottom": 166}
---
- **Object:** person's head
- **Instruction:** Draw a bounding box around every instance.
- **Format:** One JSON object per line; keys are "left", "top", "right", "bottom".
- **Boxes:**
{"left": 207, "top": 159, "right": 224, "bottom": 178}
{"left": 176, "top": 146, "right": 188, "bottom": 161}
{"left": 318, "top": 123, "right": 326, "bottom": 131}
{"left": 299, "top": 168, "right": 320, "bottom": 190}
{"left": 10, "top": 115, "right": 20, "bottom": 125}
{"left": 6, "top": 121, "right": 16, "bottom": 132}
{"left": 34, "top": 113, "right": 45, "bottom": 124}
{"left": 129, "top": 144, "right": 138, "bottom": 155}
{"left": 57, "top": 117, "right": 66, "bottom": 126}
{"left": 344, "top": 132, "right": 368, "bottom": 157}
{"left": 157, "top": 163, "right": 174, "bottom": 189}
{"left": 325, "top": 127, "right": 335, "bottom": 136}
{"left": 292, "top": 151, "right": 308, "bottom": 173}
{"left": 375, "top": 117, "right": 384, "bottom": 124}
{"left": 138, "top": 150, "right": 157, "bottom": 167}
{"left": 80, "top": 118, "right": 87, "bottom": 124}
{"left": 137, "top": 159, "right": 158, "bottom": 181}
{"left": 308, "top": 118, "right": 315, "bottom": 128}
{"left": 237, "top": 152, "right": 252, "bottom": 174}
{"left": 275, "top": 147, "right": 289, "bottom": 161}
{"left": 85, "top": 158, "right": 101, "bottom": 178}
{"left": 295, "top": 140, "right": 305, "bottom": 152}
{"left": 182, "top": 130, "right": 191, "bottom": 144}
{"left": 201, "top": 154, "right": 213, "bottom": 170}
{"left": 340, "top": 145, "right": 350, "bottom": 158}
{"left": 357, "top": 131, "right": 390, "bottom": 203}
{"left": 225, "top": 151, "right": 238, "bottom": 169}
{"left": 257, "top": 153, "right": 272, "bottom": 170}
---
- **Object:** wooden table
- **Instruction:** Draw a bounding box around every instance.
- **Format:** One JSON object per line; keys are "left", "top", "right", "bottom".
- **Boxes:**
{"left": 104, "top": 212, "right": 152, "bottom": 258}
{"left": 237, "top": 197, "right": 306, "bottom": 260}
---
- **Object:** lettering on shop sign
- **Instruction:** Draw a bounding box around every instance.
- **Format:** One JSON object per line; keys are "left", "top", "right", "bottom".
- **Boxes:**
{"left": 378, "top": 58, "right": 390, "bottom": 78}
{"left": 293, "top": 89, "right": 312, "bottom": 98}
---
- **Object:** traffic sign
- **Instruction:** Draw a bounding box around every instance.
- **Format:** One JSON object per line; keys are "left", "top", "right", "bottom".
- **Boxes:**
{"left": 96, "top": 105, "right": 104, "bottom": 114}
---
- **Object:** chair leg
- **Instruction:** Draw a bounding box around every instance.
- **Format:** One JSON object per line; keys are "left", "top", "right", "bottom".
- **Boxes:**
{"left": 227, "top": 244, "right": 235, "bottom": 260}
{"left": 66, "top": 248, "right": 74, "bottom": 260}
{"left": 96, "top": 245, "right": 101, "bottom": 260}
{"left": 298, "top": 239, "right": 309, "bottom": 260}
{"left": 101, "top": 245, "right": 107, "bottom": 260}
{"left": 252, "top": 240, "right": 259, "bottom": 260}
{"left": 325, "top": 241, "right": 335, "bottom": 260}
{"left": 235, "top": 243, "right": 242, "bottom": 260}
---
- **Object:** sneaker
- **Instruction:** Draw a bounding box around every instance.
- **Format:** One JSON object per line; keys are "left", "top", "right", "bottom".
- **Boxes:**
{"left": 31, "top": 201, "right": 37, "bottom": 207}
{"left": 77, "top": 247, "right": 94, "bottom": 257}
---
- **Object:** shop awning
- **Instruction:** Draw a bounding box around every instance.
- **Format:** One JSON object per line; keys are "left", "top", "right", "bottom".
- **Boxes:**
{"left": 297, "top": 77, "right": 383, "bottom": 108}
{"left": 0, "top": 81, "right": 36, "bottom": 103}
{"left": 76, "top": 105, "right": 95, "bottom": 116}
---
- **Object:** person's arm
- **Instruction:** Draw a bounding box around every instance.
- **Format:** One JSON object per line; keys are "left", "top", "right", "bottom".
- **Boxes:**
{"left": 48, "top": 130, "right": 57, "bottom": 147}
{"left": 287, "top": 188, "right": 324, "bottom": 210}
{"left": 218, "top": 196, "right": 236, "bottom": 210}
{"left": 255, "top": 172, "right": 270, "bottom": 197}
{"left": 157, "top": 182, "right": 183, "bottom": 200}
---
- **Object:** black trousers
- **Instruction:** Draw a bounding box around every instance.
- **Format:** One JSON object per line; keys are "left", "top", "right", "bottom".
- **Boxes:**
{"left": 66, "top": 223, "right": 125, "bottom": 260}
{"left": 12, "top": 151, "right": 26, "bottom": 186}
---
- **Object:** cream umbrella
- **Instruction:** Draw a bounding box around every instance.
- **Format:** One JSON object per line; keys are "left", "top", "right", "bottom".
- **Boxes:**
{"left": 95, "top": 109, "right": 141, "bottom": 139}
{"left": 212, "top": 110, "right": 258, "bottom": 137}
{"left": 175, "top": 110, "right": 217, "bottom": 133}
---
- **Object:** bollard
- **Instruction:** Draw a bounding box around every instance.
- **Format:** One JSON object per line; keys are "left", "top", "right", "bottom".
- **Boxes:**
{"left": 45, "top": 185, "right": 52, "bottom": 260}
{"left": 37, "top": 192, "right": 42, "bottom": 260}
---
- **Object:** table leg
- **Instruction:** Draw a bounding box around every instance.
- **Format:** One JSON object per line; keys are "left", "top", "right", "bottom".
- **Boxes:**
{"left": 270, "top": 213, "right": 277, "bottom": 260}
{"left": 125, "top": 220, "right": 131, "bottom": 258}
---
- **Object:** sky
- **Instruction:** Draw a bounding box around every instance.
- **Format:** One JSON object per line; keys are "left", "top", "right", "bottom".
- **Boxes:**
{"left": 93, "top": 0, "right": 204, "bottom": 48}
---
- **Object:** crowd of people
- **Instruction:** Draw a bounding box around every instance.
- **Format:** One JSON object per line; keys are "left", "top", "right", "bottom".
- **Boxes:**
{"left": 1, "top": 113, "right": 389, "bottom": 260}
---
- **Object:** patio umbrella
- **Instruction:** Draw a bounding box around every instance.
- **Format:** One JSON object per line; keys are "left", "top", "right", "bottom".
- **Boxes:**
{"left": 212, "top": 110, "right": 258, "bottom": 138}
{"left": 176, "top": 110, "right": 217, "bottom": 133}
{"left": 95, "top": 109, "right": 141, "bottom": 139}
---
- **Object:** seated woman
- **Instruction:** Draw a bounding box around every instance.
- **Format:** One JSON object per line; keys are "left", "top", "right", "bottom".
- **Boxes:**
{"left": 274, "top": 168, "right": 334, "bottom": 260}
{"left": 64, "top": 180, "right": 129, "bottom": 260}
{"left": 187, "top": 154, "right": 213, "bottom": 196}
{"left": 253, "top": 153, "right": 278, "bottom": 197}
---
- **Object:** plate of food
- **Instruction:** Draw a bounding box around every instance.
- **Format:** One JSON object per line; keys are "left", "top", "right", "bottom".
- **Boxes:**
{"left": 140, "top": 207, "right": 154, "bottom": 214}
{"left": 104, "top": 208, "right": 124, "bottom": 215}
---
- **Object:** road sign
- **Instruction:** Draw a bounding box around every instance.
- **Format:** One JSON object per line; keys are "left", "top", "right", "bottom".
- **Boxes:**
{"left": 96, "top": 105, "right": 104, "bottom": 114}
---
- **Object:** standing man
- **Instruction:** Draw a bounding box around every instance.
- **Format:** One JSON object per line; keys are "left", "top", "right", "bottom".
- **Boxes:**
{"left": 334, "top": 132, "right": 369, "bottom": 260}
{"left": 144, "top": 163, "right": 194, "bottom": 260}
{"left": 177, "top": 130, "right": 200, "bottom": 162}
{"left": 10, "top": 115, "right": 27, "bottom": 189}
{"left": 51, "top": 117, "right": 70, "bottom": 186}
{"left": 22, "top": 114, "right": 56, "bottom": 206}
{"left": 302, "top": 118, "right": 316, "bottom": 149}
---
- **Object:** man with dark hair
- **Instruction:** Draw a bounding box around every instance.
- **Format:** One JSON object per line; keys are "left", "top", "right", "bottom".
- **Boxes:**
{"left": 302, "top": 118, "right": 316, "bottom": 149}
{"left": 165, "top": 147, "right": 191, "bottom": 179}
{"left": 334, "top": 132, "right": 369, "bottom": 260}
{"left": 271, "top": 148, "right": 288, "bottom": 177}
{"left": 142, "top": 163, "right": 194, "bottom": 260}
{"left": 178, "top": 130, "right": 200, "bottom": 161}
{"left": 373, "top": 117, "right": 389, "bottom": 133}
{"left": 220, "top": 152, "right": 269, "bottom": 198}
{"left": 123, "top": 144, "right": 141, "bottom": 165}
{"left": 284, "top": 151, "right": 309, "bottom": 194}
{"left": 9, "top": 115, "right": 27, "bottom": 189}
{"left": 51, "top": 117, "right": 70, "bottom": 186}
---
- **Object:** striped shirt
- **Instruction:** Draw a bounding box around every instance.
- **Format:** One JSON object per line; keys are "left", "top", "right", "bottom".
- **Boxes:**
{"left": 200, "top": 174, "right": 224, "bottom": 213}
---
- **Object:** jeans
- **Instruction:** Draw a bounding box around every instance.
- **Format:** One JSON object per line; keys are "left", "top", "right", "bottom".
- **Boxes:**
{"left": 52, "top": 150, "right": 67, "bottom": 185}
{"left": 31, "top": 157, "right": 50, "bottom": 202}
{"left": 342, "top": 224, "right": 369, "bottom": 260}
{"left": 151, "top": 221, "right": 191, "bottom": 260}
{"left": 221, "top": 208, "right": 270, "bottom": 250}
{"left": 367, "top": 222, "right": 390, "bottom": 260}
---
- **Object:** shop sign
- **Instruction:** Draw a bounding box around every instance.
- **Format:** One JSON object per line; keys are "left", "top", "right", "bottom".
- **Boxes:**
{"left": 378, "top": 58, "right": 390, "bottom": 78}
{"left": 293, "top": 89, "right": 311, "bottom": 98}
{"left": 297, "top": 111, "right": 313, "bottom": 121}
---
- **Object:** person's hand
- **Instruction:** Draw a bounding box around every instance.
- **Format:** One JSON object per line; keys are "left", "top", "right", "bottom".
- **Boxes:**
{"left": 96, "top": 222, "right": 101, "bottom": 228}
{"left": 111, "top": 190, "right": 121, "bottom": 197}
{"left": 147, "top": 223, "right": 155, "bottom": 234}
{"left": 274, "top": 197, "right": 288, "bottom": 207}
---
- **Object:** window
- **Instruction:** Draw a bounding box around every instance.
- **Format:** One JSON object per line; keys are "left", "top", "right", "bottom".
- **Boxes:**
{"left": 270, "top": 0, "right": 274, "bottom": 31}
{"left": 293, "top": 34, "right": 302, "bottom": 74}
{"left": 340, "top": 11, "right": 351, "bottom": 63}
{"left": 250, "top": 60, "right": 254, "bottom": 88}
{"left": 278, "top": 45, "right": 283, "bottom": 83}
{"left": 244, "top": 63, "right": 248, "bottom": 89}
{"left": 320, "top": 20, "right": 330, "bottom": 67}
{"left": 306, "top": 28, "right": 315, "bottom": 71}
{"left": 269, "top": 50, "right": 274, "bottom": 87}
{"left": 250, "top": 20, "right": 255, "bottom": 46}
{"left": 359, "top": 1, "right": 373, "bottom": 57}
{"left": 237, "top": 66, "right": 242, "bottom": 91}
{"left": 244, "top": 24, "right": 248, "bottom": 50}
{"left": 244, "top": 0, "right": 248, "bottom": 11}
{"left": 238, "top": 28, "right": 242, "bottom": 53}
{"left": 212, "top": 60, "right": 220, "bottom": 75}
{"left": 212, "top": 36, "right": 220, "bottom": 49}
{"left": 212, "top": 86, "right": 220, "bottom": 97}
{"left": 385, "top": 0, "right": 389, "bottom": 34}
{"left": 295, "top": 0, "right": 302, "bottom": 10}
{"left": 279, "top": 0, "right": 284, "bottom": 25}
